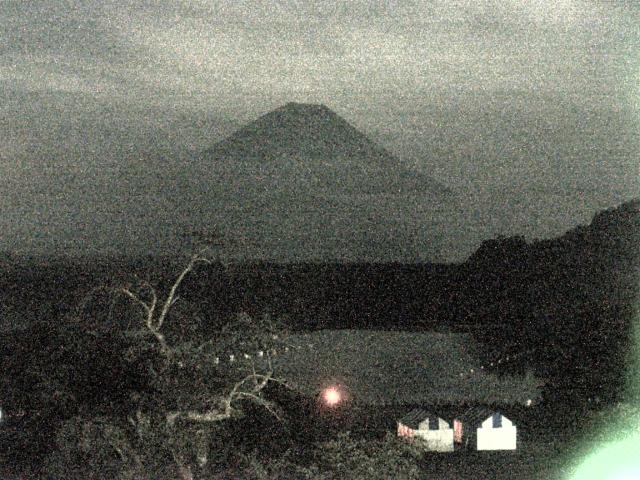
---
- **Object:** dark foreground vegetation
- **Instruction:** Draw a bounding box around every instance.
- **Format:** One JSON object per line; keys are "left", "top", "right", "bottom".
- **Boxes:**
{"left": 0, "top": 198, "right": 638, "bottom": 478}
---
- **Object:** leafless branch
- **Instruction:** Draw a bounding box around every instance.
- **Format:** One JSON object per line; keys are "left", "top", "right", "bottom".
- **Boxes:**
{"left": 228, "top": 372, "right": 272, "bottom": 400}
{"left": 266, "top": 350, "right": 274, "bottom": 372}
{"left": 166, "top": 403, "right": 233, "bottom": 426}
{"left": 121, "top": 288, "right": 153, "bottom": 322}
{"left": 119, "top": 287, "right": 169, "bottom": 356}
{"left": 120, "top": 258, "right": 205, "bottom": 358}
{"left": 74, "top": 238, "right": 298, "bottom": 478}
{"left": 157, "top": 249, "right": 210, "bottom": 331}
{"left": 233, "top": 392, "right": 281, "bottom": 420}
{"left": 165, "top": 370, "right": 280, "bottom": 427}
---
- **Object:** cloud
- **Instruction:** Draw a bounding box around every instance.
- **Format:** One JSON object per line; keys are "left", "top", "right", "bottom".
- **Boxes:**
{"left": 119, "top": 1, "right": 639, "bottom": 106}
{"left": 1, "top": 0, "right": 636, "bottom": 108}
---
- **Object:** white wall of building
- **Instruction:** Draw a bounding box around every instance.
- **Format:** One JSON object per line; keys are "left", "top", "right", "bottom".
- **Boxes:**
{"left": 414, "top": 429, "right": 455, "bottom": 452}
{"left": 476, "top": 415, "right": 517, "bottom": 451}
{"left": 414, "top": 417, "right": 454, "bottom": 452}
{"left": 417, "top": 417, "right": 450, "bottom": 431}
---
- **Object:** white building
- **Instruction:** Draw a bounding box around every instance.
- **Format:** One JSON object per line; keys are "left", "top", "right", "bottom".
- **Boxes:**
{"left": 477, "top": 412, "right": 517, "bottom": 450}
{"left": 397, "top": 409, "right": 454, "bottom": 452}
{"left": 455, "top": 407, "right": 517, "bottom": 451}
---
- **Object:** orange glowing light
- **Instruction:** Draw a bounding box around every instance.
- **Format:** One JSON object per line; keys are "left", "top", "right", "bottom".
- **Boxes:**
{"left": 323, "top": 387, "right": 341, "bottom": 406}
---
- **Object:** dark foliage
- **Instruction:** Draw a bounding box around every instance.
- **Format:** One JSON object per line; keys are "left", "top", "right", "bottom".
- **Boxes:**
{"left": 1, "top": 198, "right": 637, "bottom": 473}
{"left": 462, "top": 199, "right": 639, "bottom": 403}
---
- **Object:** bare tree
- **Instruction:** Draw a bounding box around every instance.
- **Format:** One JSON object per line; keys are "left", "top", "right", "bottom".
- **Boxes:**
{"left": 64, "top": 247, "right": 290, "bottom": 480}
{"left": 120, "top": 249, "right": 212, "bottom": 358}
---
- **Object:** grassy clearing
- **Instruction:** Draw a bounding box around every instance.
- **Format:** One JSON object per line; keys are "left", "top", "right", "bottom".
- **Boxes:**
{"left": 275, "top": 329, "right": 540, "bottom": 405}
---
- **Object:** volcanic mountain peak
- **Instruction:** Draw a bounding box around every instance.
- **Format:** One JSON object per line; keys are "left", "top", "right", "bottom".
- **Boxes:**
{"left": 281, "top": 101, "right": 331, "bottom": 113}
{"left": 203, "top": 102, "right": 393, "bottom": 161}
{"left": 201, "top": 102, "right": 451, "bottom": 195}
{"left": 275, "top": 102, "right": 340, "bottom": 123}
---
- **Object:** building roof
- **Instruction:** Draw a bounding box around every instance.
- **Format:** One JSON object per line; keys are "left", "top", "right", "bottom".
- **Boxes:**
{"left": 400, "top": 406, "right": 513, "bottom": 428}
{"left": 273, "top": 329, "right": 540, "bottom": 406}
{"left": 456, "top": 406, "right": 498, "bottom": 426}
{"left": 399, "top": 408, "right": 444, "bottom": 429}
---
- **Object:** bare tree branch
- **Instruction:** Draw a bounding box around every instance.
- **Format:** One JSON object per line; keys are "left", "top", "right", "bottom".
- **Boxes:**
{"left": 165, "top": 370, "right": 281, "bottom": 427}
{"left": 121, "top": 288, "right": 152, "bottom": 322}
{"left": 157, "top": 249, "right": 210, "bottom": 331}
{"left": 233, "top": 392, "right": 281, "bottom": 420}
{"left": 109, "top": 242, "right": 292, "bottom": 476}
{"left": 121, "top": 285, "right": 169, "bottom": 356}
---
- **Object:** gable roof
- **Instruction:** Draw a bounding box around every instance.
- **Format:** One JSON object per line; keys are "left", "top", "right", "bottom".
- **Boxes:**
{"left": 274, "top": 329, "right": 541, "bottom": 406}
{"left": 457, "top": 406, "right": 502, "bottom": 426}
{"left": 399, "top": 409, "right": 445, "bottom": 429}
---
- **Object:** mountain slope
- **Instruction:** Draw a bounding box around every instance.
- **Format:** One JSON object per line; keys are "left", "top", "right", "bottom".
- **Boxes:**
{"left": 200, "top": 102, "right": 450, "bottom": 196}
{"left": 159, "top": 102, "right": 454, "bottom": 260}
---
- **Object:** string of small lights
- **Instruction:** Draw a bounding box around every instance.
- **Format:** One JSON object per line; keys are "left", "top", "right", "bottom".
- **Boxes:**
{"left": 204, "top": 337, "right": 536, "bottom": 386}
{"left": 205, "top": 340, "right": 316, "bottom": 366}
{"left": 457, "top": 348, "right": 537, "bottom": 378}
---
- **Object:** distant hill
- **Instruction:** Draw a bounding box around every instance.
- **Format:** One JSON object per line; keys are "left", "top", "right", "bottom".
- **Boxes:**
{"left": 460, "top": 198, "right": 639, "bottom": 403}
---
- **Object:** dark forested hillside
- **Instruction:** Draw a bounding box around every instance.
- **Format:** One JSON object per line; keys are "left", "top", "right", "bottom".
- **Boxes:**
{"left": 1, "top": 199, "right": 638, "bottom": 409}
{"left": 461, "top": 199, "right": 639, "bottom": 403}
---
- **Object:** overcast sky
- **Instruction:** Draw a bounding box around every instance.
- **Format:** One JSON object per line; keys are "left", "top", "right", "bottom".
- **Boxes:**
{"left": 1, "top": 0, "right": 638, "bottom": 258}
